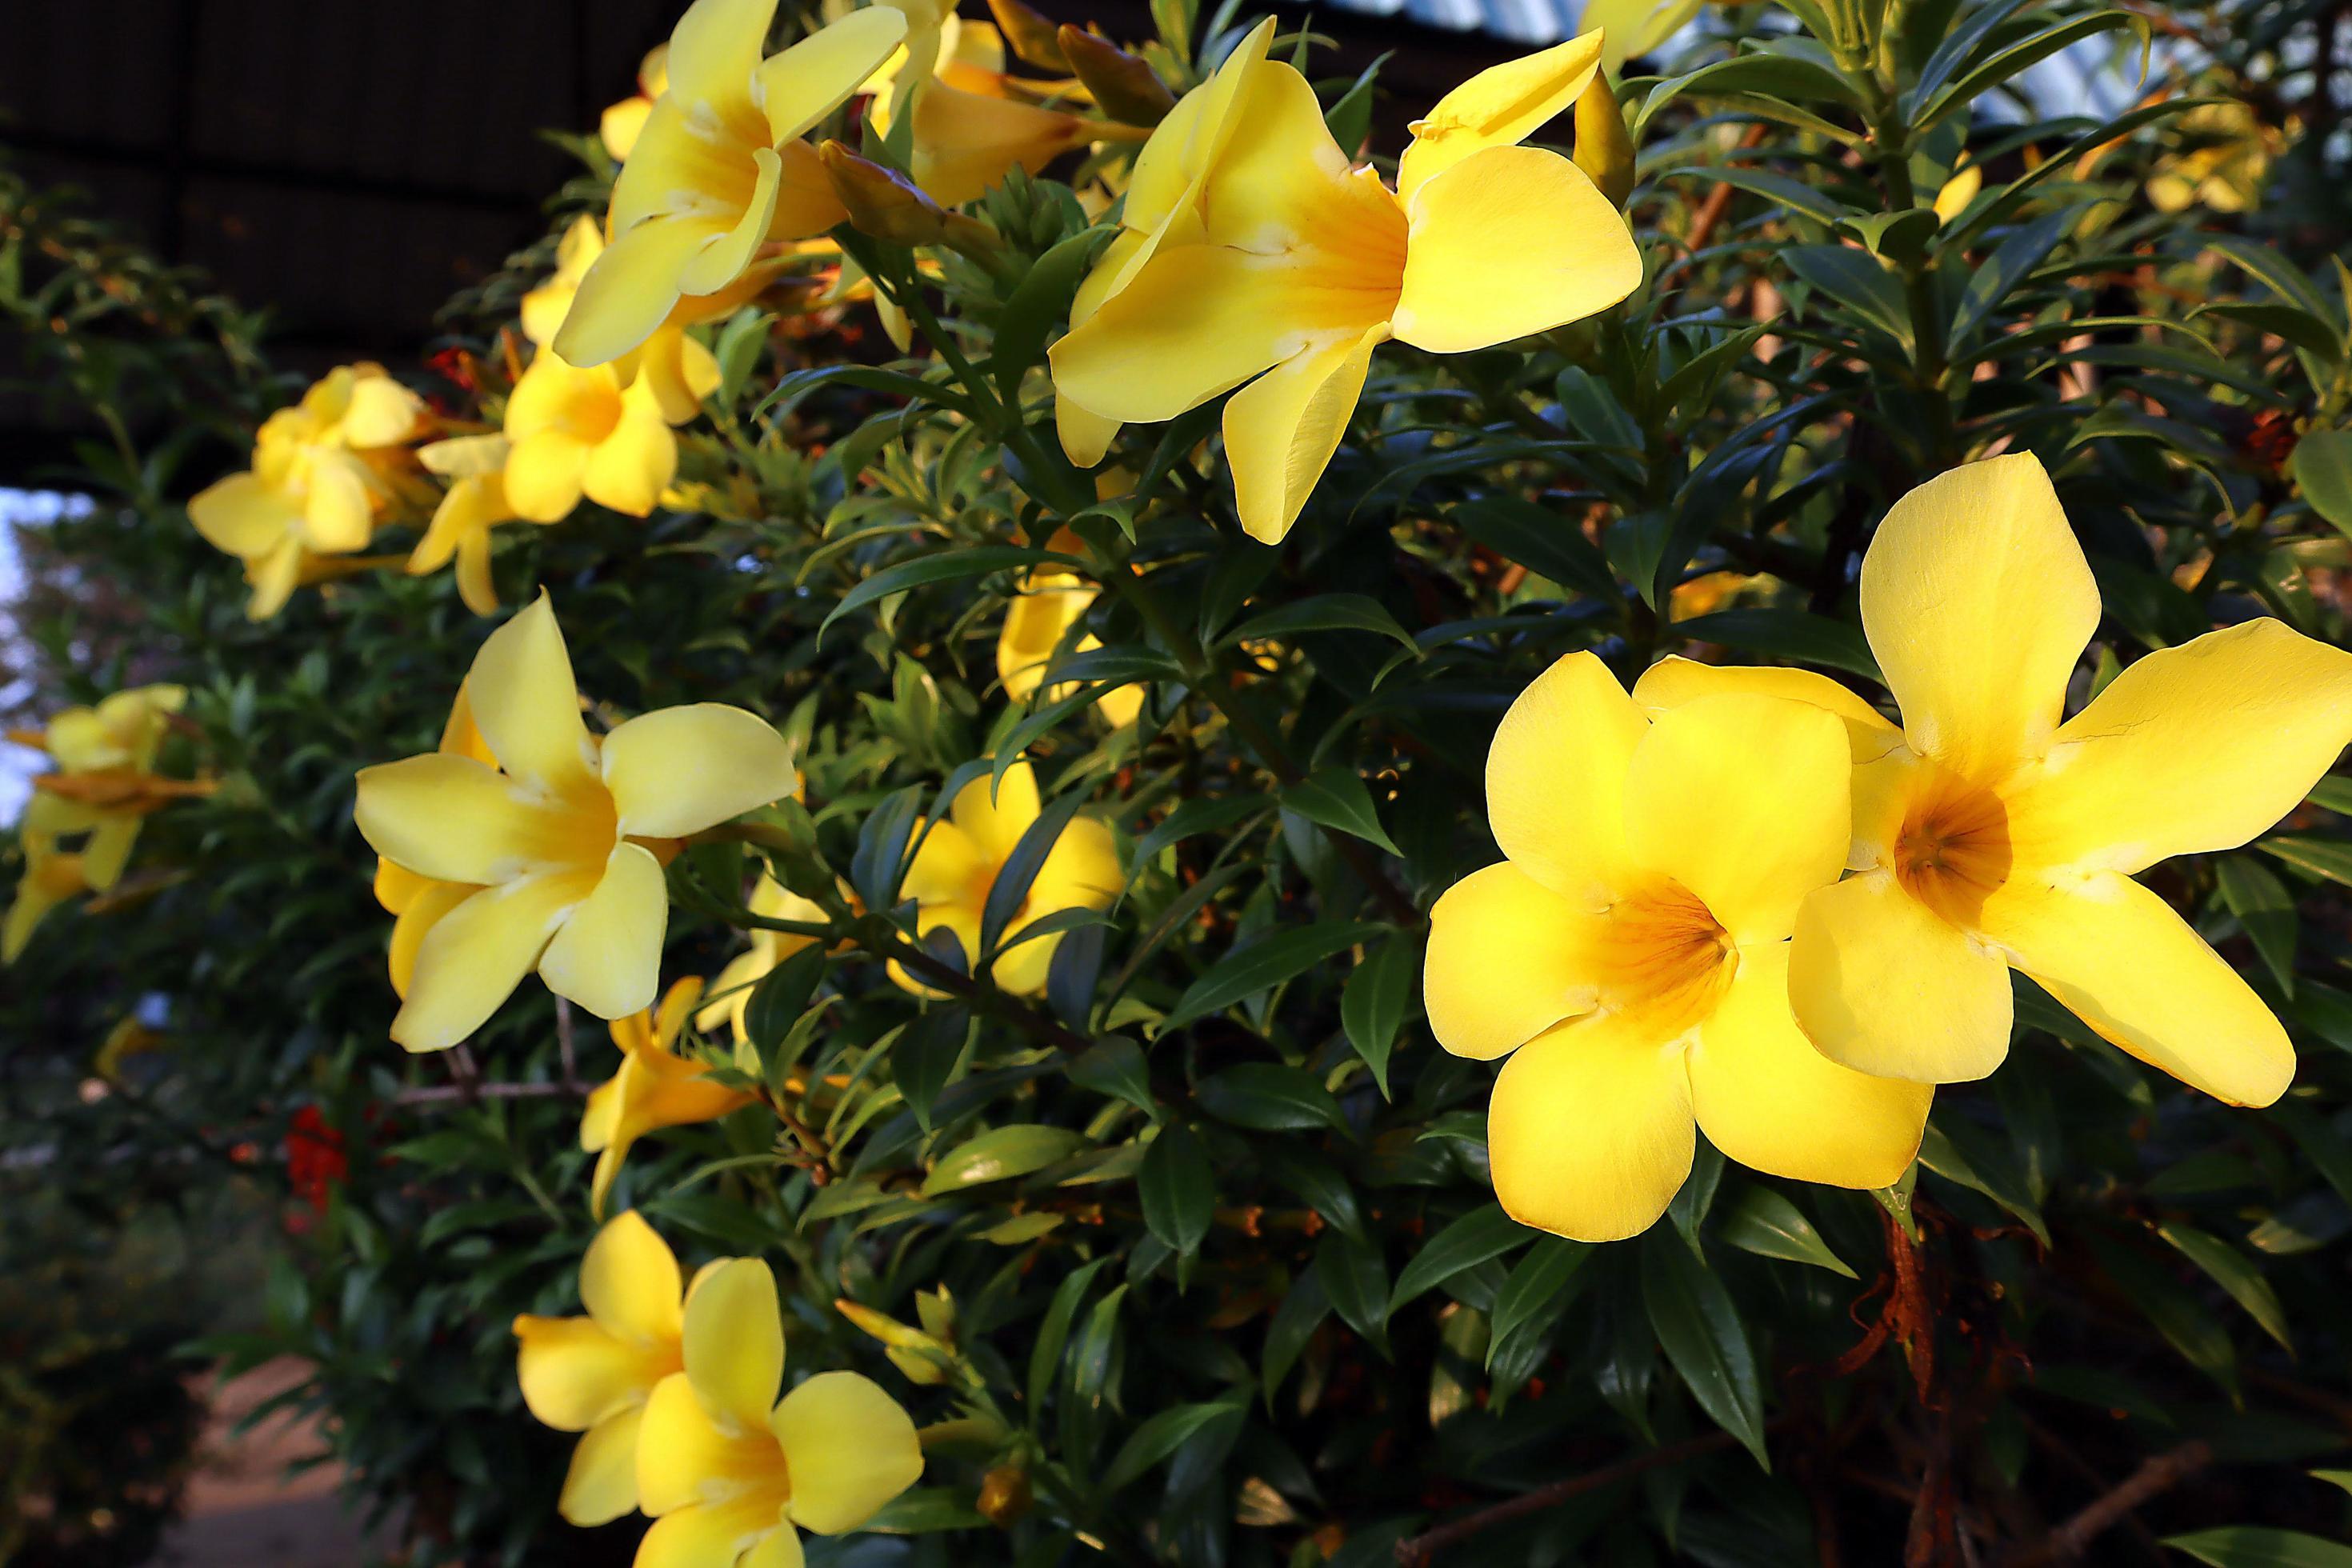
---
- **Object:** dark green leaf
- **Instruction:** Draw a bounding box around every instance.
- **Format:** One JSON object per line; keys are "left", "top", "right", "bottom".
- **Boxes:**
{"left": 1642, "top": 1233, "right": 1770, "bottom": 1466}
{"left": 1138, "top": 1123, "right": 1215, "bottom": 1258}
{"left": 1340, "top": 933, "right": 1418, "bottom": 1098}
{"left": 1282, "top": 766, "right": 1401, "bottom": 856}
{"left": 1718, "top": 1185, "right": 1855, "bottom": 1278}
{"left": 1195, "top": 1062, "right": 1350, "bottom": 1134}
{"left": 1161, "top": 920, "right": 1386, "bottom": 1033}
{"left": 1390, "top": 1203, "right": 1532, "bottom": 1314}
{"left": 922, "top": 1125, "right": 1090, "bottom": 1194}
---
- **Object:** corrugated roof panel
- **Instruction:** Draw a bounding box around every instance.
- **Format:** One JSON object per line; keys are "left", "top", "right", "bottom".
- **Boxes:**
{"left": 1288, "top": 0, "right": 1582, "bottom": 40}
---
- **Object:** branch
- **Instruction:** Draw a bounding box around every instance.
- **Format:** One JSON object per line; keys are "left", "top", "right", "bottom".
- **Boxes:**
{"left": 2002, "top": 1442, "right": 2211, "bottom": 1566}
{"left": 394, "top": 1081, "right": 584, "bottom": 1106}
{"left": 1394, "top": 1430, "right": 1748, "bottom": 1567}
{"left": 879, "top": 925, "right": 1098, "bottom": 1055}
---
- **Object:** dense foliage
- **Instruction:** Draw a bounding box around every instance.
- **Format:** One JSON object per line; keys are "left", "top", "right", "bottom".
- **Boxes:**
{"left": 6, "top": 0, "right": 2352, "bottom": 1563}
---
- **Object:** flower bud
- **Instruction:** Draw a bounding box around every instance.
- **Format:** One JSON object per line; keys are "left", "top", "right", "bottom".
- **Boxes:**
{"left": 1573, "top": 75, "right": 1636, "bottom": 210}
{"left": 977, "top": 1463, "right": 1034, "bottom": 1526}
{"left": 986, "top": 0, "right": 1070, "bottom": 70}
{"left": 1058, "top": 27, "right": 1176, "bottom": 126}
{"left": 819, "top": 142, "right": 954, "bottom": 246}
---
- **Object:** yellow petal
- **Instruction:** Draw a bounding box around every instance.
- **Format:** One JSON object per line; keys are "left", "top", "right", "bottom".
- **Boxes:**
{"left": 1487, "top": 1011, "right": 1694, "bottom": 1242}
{"left": 503, "top": 431, "right": 590, "bottom": 523}
{"left": 515, "top": 1315, "right": 663, "bottom": 1431}
{"left": 1048, "top": 243, "right": 1386, "bottom": 425}
{"left": 902, "top": 818, "right": 986, "bottom": 912}
{"left": 539, "top": 842, "right": 668, "bottom": 1021}
{"left": 1631, "top": 654, "right": 1900, "bottom": 762}
{"left": 556, "top": 212, "right": 720, "bottom": 370}
{"left": 80, "top": 817, "right": 141, "bottom": 892}
{"left": 302, "top": 453, "right": 377, "bottom": 554}
{"left": 1426, "top": 862, "right": 1605, "bottom": 1060}
{"left": 602, "top": 704, "right": 798, "bottom": 837}
{"left": 338, "top": 373, "right": 423, "bottom": 448}
{"left": 188, "top": 472, "right": 299, "bottom": 559}
{"left": 1978, "top": 871, "right": 2294, "bottom": 1106}
{"left": 754, "top": 6, "right": 910, "bottom": 146}
{"left": 352, "top": 753, "right": 567, "bottom": 886}
{"left": 394, "top": 873, "right": 590, "bottom": 1051}
{"left": 638, "top": 1374, "right": 772, "bottom": 1517}
{"left": 679, "top": 146, "right": 786, "bottom": 301}
{"left": 1622, "top": 692, "right": 1849, "bottom": 944}
{"left": 1486, "top": 650, "right": 1648, "bottom": 907}
{"left": 1396, "top": 30, "right": 1604, "bottom": 204}
{"left": 1192, "top": 62, "right": 1370, "bottom": 254}
{"left": 558, "top": 1406, "right": 645, "bottom": 1526}
{"left": 666, "top": 0, "right": 779, "bottom": 126}
{"left": 2006, "top": 618, "right": 2352, "bottom": 876}
{"left": 683, "top": 1257, "right": 786, "bottom": 1432}
{"left": 582, "top": 1208, "right": 686, "bottom": 1343}
{"left": 1860, "top": 454, "right": 2097, "bottom": 783}
{"left": 950, "top": 760, "right": 1041, "bottom": 862}
{"left": 1392, "top": 146, "right": 1642, "bottom": 354}
{"left": 455, "top": 530, "right": 499, "bottom": 618}
{"left": 376, "top": 856, "right": 431, "bottom": 916}
{"left": 582, "top": 390, "right": 680, "bottom": 518}
{"left": 1056, "top": 393, "right": 1121, "bottom": 468}
{"left": 1224, "top": 326, "right": 1387, "bottom": 545}
{"left": 741, "top": 1524, "right": 806, "bottom": 1568}
{"left": 467, "top": 594, "right": 598, "bottom": 795}
{"left": 1026, "top": 812, "right": 1120, "bottom": 914}
{"left": 1689, "top": 942, "right": 1931, "bottom": 1187}
{"left": 389, "top": 878, "right": 475, "bottom": 998}
{"left": 773, "top": 1371, "right": 923, "bottom": 1534}
{"left": 910, "top": 83, "right": 1091, "bottom": 206}
{"left": 1788, "top": 868, "right": 2013, "bottom": 1082}
{"left": 636, "top": 1496, "right": 787, "bottom": 1568}
{"left": 998, "top": 575, "right": 1094, "bottom": 702}
{"left": 244, "top": 537, "right": 306, "bottom": 621}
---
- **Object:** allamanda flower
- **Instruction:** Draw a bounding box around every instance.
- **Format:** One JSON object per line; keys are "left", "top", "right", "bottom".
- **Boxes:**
{"left": 698, "top": 873, "right": 831, "bottom": 1044}
{"left": 502, "top": 352, "right": 682, "bottom": 523}
{"left": 1774, "top": 454, "right": 2352, "bottom": 1106}
{"left": 602, "top": 43, "right": 672, "bottom": 162}
{"left": 372, "top": 682, "right": 497, "bottom": 998}
{"left": 354, "top": 594, "right": 797, "bottom": 1050}
{"left": 188, "top": 364, "right": 425, "bottom": 619}
{"left": 514, "top": 1210, "right": 698, "bottom": 1526}
{"left": 408, "top": 436, "right": 533, "bottom": 617}
{"left": 554, "top": 0, "right": 907, "bottom": 370}
{"left": 1050, "top": 28, "right": 1642, "bottom": 543}
{"left": 9, "top": 684, "right": 190, "bottom": 890}
{"left": 637, "top": 1256, "right": 922, "bottom": 1568}
{"left": 582, "top": 976, "right": 758, "bottom": 1218}
{"left": 522, "top": 216, "right": 729, "bottom": 420}
{"left": 996, "top": 530, "right": 1144, "bottom": 728}
{"left": 5, "top": 796, "right": 99, "bottom": 964}
{"left": 897, "top": 760, "right": 1119, "bottom": 996}
{"left": 1425, "top": 655, "right": 1931, "bottom": 1242}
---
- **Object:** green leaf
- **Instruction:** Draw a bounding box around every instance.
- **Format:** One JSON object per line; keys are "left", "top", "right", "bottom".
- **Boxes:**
{"left": 2155, "top": 1222, "right": 2292, "bottom": 1352}
{"left": 2292, "top": 430, "right": 2352, "bottom": 538}
{"left": 1138, "top": 1123, "right": 1215, "bottom": 1258}
{"left": 2215, "top": 855, "right": 2298, "bottom": 996}
{"left": 1718, "top": 1186, "right": 1856, "bottom": 1278}
{"left": 1450, "top": 496, "right": 1621, "bottom": 602}
{"left": 819, "top": 546, "right": 1066, "bottom": 638}
{"left": 1918, "top": 1117, "right": 2050, "bottom": 1246}
{"left": 1195, "top": 1062, "right": 1350, "bottom": 1134}
{"left": 1913, "top": 13, "right": 2149, "bottom": 132}
{"left": 713, "top": 308, "right": 773, "bottom": 408}
{"left": 1486, "top": 1238, "right": 1593, "bottom": 1363}
{"left": 1670, "top": 608, "right": 1882, "bottom": 681}
{"left": 1101, "top": 1398, "right": 1247, "bottom": 1495}
{"left": 1783, "top": 244, "right": 1913, "bottom": 350}
{"left": 2086, "top": 1232, "right": 2238, "bottom": 1398}
{"left": 2163, "top": 1527, "right": 2352, "bottom": 1568}
{"left": 1262, "top": 1266, "right": 1332, "bottom": 1408}
{"left": 921, "top": 1125, "right": 1090, "bottom": 1194}
{"left": 981, "top": 787, "right": 1091, "bottom": 961}
{"left": 2260, "top": 835, "right": 2352, "bottom": 888}
{"left": 1028, "top": 1257, "right": 1113, "bottom": 1421}
{"left": 1947, "top": 206, "right": 2079, "bottom": 351}
{"left": 1161, "top": 920, "right": 1386, "bottom": 1033}
{"left": 1323, "top": 50, "right": 1389, "bottom": 151}
{"left": 2197, "top": 302, "right": 2347, "bottom": 364}
{"left": 1067, "top": 1036, "right": 1156, "bottom": 1116}
{"left": 894, "top": 1007, "right": 970, "bottom": 1134}
{"left": 1340, "top": 934, "right": 1418, "bottom": 1098}
{"left": 990, "top": 226, "right": 1107, "bottom": 400}
{"left": 1315, "top": 1231, "right": 1390, "bottom": 1354}
{"left": 1126, "top": 794, "right": 1272, "bottom": 878}
{"left": 1282, "top": 766, "right": 1401, "bottom": 856}
{"left": 1222, "top": 594, "right": 1419, "bottom": 654}
{"left": 866, "top": 1488, "right": 990, "bottom": 1533}
{"left": 1390, "top": 1204, "right": 1531, "bottom": 1314}
{"left": 1661, "top": 164, "right": 1845, "bottom": 226}
{"left": 1641, "top": 1233, "right": 1770, "bottom": 1466}
{"left": 742, "top": 941, "right": 827, "bottom": 1058}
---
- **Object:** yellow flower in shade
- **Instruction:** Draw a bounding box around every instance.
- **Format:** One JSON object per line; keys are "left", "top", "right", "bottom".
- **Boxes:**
{"left": 373, "top": 682, "right": 498, "bottom": 998}
{"left": 5, "top": 795, "right": 98, "bottom": 963}
{"left": 353, "top": 594, "right": 798, "bottom": 1051}
{"left": 1424, "top": 654, "right": 1931, "bottom": 1242}
{"left": 582, "top": 977, "right": 758, "bottom": 1218}
{"left": 636, "top": 1257, "right": 922, "bottom": 1568}
{"left": 2146, "top": 102, "right": 2282, "bottom": 215}
{"left": 996, "top": 561, "right": 1144, "bottom": 729}
{"left": 698, "top": 874, "right": 830, "bottom": 1043}
{"left": 1050, "top": 28, "right": 1642, "bottom": 544}
{"left": 1762, "top": 454, "right": 2352, "bottom": 1106}
{"left": 522, "top": 217, "right": 728, "bottom": 421}
{"left": 502, "top": 353, "right": 682, "bottom": 523}
{"left": 188, "top": 365, "right": 425, "bottom": 619}
{"left": 409, "top": 436, "right": 534, "bottom": 617}
{"left": 514, "top": 1211, "right": 698, "bottom": 1526}
{"left": 602, "top": 44, "right": 673, "bottom": 162}
{"left": 897, "top": 761, "right": 1119, "bottom": 996}
{"left": 553, "top": 0, "right": 908, "bottom": 370}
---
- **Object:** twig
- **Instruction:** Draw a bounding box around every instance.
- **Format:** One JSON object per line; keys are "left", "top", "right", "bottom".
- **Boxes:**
{"left": 1681, "top": 125, "right": 1774, "bottom": 257}
{"left": 394, "top": 1081, "right": 583, "bottom": 1106}
{"left": 1394, "top": 1429, "right": 1749, "bottom": 1566}
{"left": 882, "top": 927, "right": 1098, "bottom": 1055}
{"left": 554, "top": 996, "right": 582, "bottom": 1091}
{"left": 2002, "top": 1442, "right": 2210, "bottom": 1567}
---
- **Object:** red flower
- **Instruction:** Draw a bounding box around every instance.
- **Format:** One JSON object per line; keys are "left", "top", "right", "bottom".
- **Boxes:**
{"left": 287, "top": 1106, "right": 350, "bottom": 1213}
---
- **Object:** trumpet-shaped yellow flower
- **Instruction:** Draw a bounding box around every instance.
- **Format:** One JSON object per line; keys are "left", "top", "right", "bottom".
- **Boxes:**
{"left": 5, "top": 794, "right": 99, "bottom": 963}
{"left": 997, "top": 565, "right": 1144, "bottom": 728}
{"left": 409, "top": 436, "right": 535, "bottom": 617}
{"left": 602, "top": 44, "right": 673, "bottom": 162}
{"left": 354, "top": 594, "right": 798, "bottom": 1050}
{"left": 698, "top": 874, "right": 830, "bottom": 1043}
{"left": 502, "top": 353, "right": 682, "bottom": 523}
{"left": 189, "top": 365, "right": 425, "bottom": 618}
{"left": 1050, "top": 29, "right": 1642, "bottom": 543}
{"left": 554, "top": 0, "right": 908, "bottom": 370}
{"left": 897, "top": 761, "right": 1118, "bottom": 996}
{"left": 373, "top": 682, "right": 498, "bottom": 998}
{"left": 636, "top": 1257, "right": 922, "bottom": 1568}
{"left": 1425, "top": 655, "right": 1931, "bottom": 1242}
{"left": 514, "top": 1210, "right": 698, "bottom": 1526}
{"left": 522, "top": 217, "right": 728, "bottom": 418}
{"left": 1766, "top": 454, "right": 2352, "bottom": 1106}
{"left": 583, "top": 977, "right": 758, "bottom": 1217}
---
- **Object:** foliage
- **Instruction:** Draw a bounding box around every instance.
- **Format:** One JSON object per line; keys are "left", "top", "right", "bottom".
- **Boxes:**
{"left": 6, "top": 0, "right": 2352, "bottom": 1563}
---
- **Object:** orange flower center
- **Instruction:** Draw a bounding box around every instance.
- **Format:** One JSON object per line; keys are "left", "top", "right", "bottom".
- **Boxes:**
{"left": 1891, "top": 774, "right": 2012, "bottom": 926}
{"left": 1596, "top": 878, "right": 1737, "bottom": 1036}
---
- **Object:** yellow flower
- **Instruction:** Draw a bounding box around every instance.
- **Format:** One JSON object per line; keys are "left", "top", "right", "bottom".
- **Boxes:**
{"left": 2146, "top": 102, "right": 2282, "bottom": 215}
{"left": 1424, "top": 654, "right": 1931, "bottom": 1242}
{"left": 409, "top": 436, "right": 534, "bottom": 617}
{"left": 698, "top": 873, "right": 830, "bottom": 1044}
{"left": 1050, "top": 28, "right": 1642, "bottom": 543}
{"left": 1766, "top": 454, "right": 2352, "bottom": 1106}
{"left": 514, "top": 1210, "right": 696, "bottom": 1526}
{"left": 502, "top": 352, "right": 682, "bottom": 522}
{"left": 5, "top": 794, "right": 98, "bottom": 963}
{"left": 896, "top": 761, "right": 1119, "bottom": 996}
{"left": 373, "top": 682, "right": 498, "bottom": 998}
{"left": 582, "top": 976, "right": 758, "bottom": 1218}
{"left": 602, "top": 44, "right": 673, "bottom": 162}
{"left": 554, "top": 0, "right": 908, "bottom": 370}
{"left": 353, "top": 594, "right": 798, "bottom": 1051}
{"left": 188, "top": 365, "right": 425, "bottom": 619}
{"left": 996, "top": 533, "right": 1144, "bottom": 728}
{"left": 636, "top": 1256, "right": 922, "bottom": 1568}
{"left": 522, "top": 217, "right": 727, "bottom": 419}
